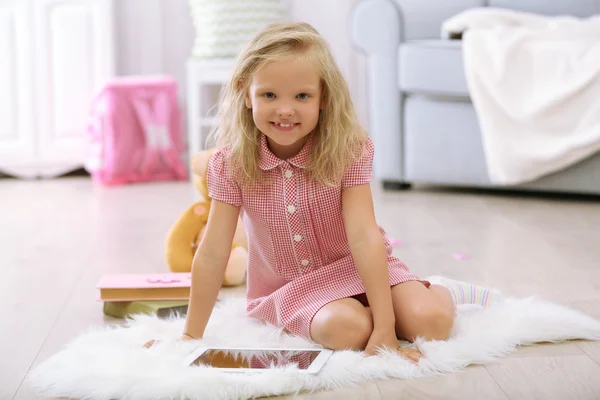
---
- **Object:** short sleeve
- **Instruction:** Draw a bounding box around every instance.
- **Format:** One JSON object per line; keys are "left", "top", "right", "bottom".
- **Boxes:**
{"left": 341, "top": 138, "right": 375, "bottom": 188}
{"left": 206, "top": 148, "right": 243, "bottom": 207}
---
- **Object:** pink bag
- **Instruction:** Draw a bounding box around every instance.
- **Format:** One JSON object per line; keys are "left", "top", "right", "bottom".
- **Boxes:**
{"left": 84, "top": 76, "right": 188, "bottom": 185}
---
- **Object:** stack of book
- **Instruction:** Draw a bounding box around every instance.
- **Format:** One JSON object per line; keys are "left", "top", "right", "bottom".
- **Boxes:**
{"left": 97, "top": 272, "right": 192, "bottom": 319}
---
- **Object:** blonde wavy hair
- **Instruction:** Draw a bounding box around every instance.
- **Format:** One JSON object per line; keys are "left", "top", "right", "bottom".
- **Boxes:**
{"left": 209, "top": 22, "right": 368, "bottom": 187}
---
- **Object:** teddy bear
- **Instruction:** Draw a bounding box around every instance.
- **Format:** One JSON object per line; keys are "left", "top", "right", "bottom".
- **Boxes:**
{"left": 164, "top": 149, "right": 247, "bottom": 287}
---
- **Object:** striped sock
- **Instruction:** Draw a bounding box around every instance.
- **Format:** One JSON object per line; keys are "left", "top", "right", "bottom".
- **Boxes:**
{"left": 431, "top": 277, "right": 501, "bottom": 308}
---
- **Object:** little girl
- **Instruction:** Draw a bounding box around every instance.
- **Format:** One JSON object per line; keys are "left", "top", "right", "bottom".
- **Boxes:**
{"left": 148, "top": 22, "right": 497, "bottom": 363}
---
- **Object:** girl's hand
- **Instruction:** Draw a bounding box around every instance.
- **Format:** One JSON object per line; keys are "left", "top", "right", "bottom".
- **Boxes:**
{"left": 143, "top": 334, "right": 195, "bottom": 348}
{"left": 364, "top": 329, "right": 423, "bottom": 364}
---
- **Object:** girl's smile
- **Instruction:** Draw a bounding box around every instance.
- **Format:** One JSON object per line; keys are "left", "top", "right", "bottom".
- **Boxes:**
{"left": 270, "top": 121, "right": 300, "bottom": 132}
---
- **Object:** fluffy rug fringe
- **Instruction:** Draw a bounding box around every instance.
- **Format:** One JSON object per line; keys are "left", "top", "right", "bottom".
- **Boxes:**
{"left": 26, "top": 294, "right": 600, "bottom": 400}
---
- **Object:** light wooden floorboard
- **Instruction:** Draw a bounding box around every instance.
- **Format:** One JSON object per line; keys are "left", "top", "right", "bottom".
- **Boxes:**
{"left": 376, "top": 365, "right": 510, "bottom": 400}
{"left": 263, "top": 382, "right": 382, "bottom": 400}
{"left": 485, "top": 356, "right": 600, "bottom": 400}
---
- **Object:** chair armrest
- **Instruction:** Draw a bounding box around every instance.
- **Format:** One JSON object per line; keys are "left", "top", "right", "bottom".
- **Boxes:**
{"left": 350, "top": 0, "right": 403, "bottom": 181}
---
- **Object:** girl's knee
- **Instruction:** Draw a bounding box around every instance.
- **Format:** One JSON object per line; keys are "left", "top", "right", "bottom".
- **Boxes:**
{"left": 399, "top": 303, "right": 455, "bottom": 341}
{"left": 311, "top": 305, "right": 373, "bottom": 350}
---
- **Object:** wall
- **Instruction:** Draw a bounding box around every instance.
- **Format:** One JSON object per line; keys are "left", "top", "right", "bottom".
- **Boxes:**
{"left": 114, "top": 0, "right": 369, "bottom": 125}
{"left": 114, "top": 0, "right": 194, "bottom": 102}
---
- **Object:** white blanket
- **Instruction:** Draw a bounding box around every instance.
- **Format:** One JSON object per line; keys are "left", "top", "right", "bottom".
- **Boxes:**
{"left": 442, "top": 8, "right": 600, "bottom": 185}
{"left": 26, "top": 282, "right": 600, "bottom": 400}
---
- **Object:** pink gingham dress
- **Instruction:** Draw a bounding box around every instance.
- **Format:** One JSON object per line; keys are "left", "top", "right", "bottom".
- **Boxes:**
{"left": 207, "top": 134, "right": 423, "bottom": 339}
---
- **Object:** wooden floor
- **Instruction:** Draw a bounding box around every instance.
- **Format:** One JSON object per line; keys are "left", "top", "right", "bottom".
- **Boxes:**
{"left": 3, "top": 177, "right": 600, "bottom": 400}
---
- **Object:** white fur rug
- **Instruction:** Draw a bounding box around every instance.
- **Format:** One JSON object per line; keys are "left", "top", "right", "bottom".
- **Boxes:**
{"left": 27, "top": 288, "right": 600, "bottom": 400}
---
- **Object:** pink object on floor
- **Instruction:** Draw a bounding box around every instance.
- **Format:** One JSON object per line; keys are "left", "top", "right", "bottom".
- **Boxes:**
{"left": 84, "top": 76, "right": 188, "bottom": 185}
{"left": 97, "top": 273, "right": 192, "bottom": 289}
{"left": 452, "top": 252, "right": 472, "bottom": 260}
{"left": 96, "top": 272, "right": 192, "bottom": 301}
{"left": 146, "top": 277, "right": 182, "bottom": 284}
{"left": 389, "top": 238, "right": 403, "bottom": 247}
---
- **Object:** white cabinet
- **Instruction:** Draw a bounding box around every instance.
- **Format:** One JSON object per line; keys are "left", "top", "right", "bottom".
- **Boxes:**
{"left": 186, "top": 59, "right": 234, "bottom": 199}
{"left": 0, "top": 1, "right": 35, "bottom": 175}
{"left": 0, "top": 0, "right": 114, "bottom": 178}
{"left": 186, "top": 59, "right": 234, "bottom": 155}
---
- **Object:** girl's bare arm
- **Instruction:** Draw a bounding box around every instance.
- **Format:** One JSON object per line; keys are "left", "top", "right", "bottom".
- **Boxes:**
{"left": 183, "top": 199, "right": 241, "bottom": 339}
{"left": 342, "top": 183, "right": 396, "bottom": 333}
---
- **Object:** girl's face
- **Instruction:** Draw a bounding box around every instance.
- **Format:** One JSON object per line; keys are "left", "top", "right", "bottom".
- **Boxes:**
{"left": 245, "top": 57, "right": 323, "bottom": 159}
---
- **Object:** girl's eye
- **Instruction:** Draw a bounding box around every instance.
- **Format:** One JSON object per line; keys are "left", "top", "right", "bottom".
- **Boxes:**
{"left": 263, "top": 92, "right": 276, "bottom": 99}
{"left": 297, "top": 93, "right": 309, "bottom": 100}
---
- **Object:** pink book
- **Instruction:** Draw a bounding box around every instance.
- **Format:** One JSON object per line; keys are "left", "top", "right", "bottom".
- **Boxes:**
{"left": 97, "top": 272, "right": 192, "bottom": 302}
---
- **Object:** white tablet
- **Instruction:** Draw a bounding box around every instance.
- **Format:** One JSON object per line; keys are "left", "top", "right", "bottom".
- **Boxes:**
{"left": 183, "top": 346, "right": 333, "bottom": 374}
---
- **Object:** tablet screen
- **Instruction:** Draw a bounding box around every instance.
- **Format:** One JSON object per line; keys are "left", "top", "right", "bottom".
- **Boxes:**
{"left": 190, "top": 349, "right": 322, "bottom": 370}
